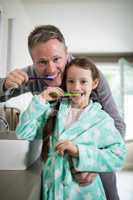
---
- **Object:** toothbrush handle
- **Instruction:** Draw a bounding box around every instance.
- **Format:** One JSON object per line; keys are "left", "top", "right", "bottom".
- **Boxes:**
{"left": 29, "top": 76, "right": 53, "bottom": 80}
{"left": 64, "top": 92, "right": 80, "bottom": 97}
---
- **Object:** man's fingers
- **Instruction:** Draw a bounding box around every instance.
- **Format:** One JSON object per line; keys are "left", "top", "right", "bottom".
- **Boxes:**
{"left": 4, "top": 69, "right": 29, "bottom": 90}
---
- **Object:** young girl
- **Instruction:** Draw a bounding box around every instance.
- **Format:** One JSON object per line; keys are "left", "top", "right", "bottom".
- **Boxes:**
{"left": 16, "top": 57, "right": 126, "bottom": 200}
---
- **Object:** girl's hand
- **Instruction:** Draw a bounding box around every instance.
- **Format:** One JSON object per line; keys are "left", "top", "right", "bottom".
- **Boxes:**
{"left": 55, "top": 140, "right": 79, "bottom": 157}
{"left": 40, "top": 87, "right": 64, "bottom": 101}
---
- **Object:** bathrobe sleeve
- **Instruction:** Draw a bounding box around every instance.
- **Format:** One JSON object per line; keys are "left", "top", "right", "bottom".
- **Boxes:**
{"left": 72, "top": 110, "right": 126, "bottom": 172}
{"left": 16, "top": 95, "right": 51, "bottom": 140}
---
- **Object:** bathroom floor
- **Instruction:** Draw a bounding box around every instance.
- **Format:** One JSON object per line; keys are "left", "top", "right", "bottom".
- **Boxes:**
{"left": 117, "top": 170, "right": 133, "bottom": 200}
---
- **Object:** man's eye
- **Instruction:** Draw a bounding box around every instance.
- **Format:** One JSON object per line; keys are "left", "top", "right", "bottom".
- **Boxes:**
{"left": 53, "top": 57, "right": 60, "bottom": 63}
{"left": 38, "top": 60, "right": 48, "bottom": 65}
{"left": 81, "top": 80, "right": 88, "bottom": 84}
{"left": 40, "top": 61, "right": 47, "bottom": 65}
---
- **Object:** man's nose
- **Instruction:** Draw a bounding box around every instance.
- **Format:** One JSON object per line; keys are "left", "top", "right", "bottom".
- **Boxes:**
{"left": 46, "top": 61, "right": 56, "bottom": 74}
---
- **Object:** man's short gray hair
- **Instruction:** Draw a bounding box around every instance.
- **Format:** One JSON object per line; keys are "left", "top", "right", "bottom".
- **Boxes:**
{"left": 28, "top": 25, "right": 66, "bottom": 55}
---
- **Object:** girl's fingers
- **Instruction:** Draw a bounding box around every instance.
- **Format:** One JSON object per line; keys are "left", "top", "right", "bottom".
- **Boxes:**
{"left": 41, "top": 87, "right": 64, "bottom": 101}
{"left": 55, "top": 140, "right": 69, "bottom": 149}
{"left": 58, "top": 150, "right": 64, "bottom": 156}
{"left": 56, "top": 140, "right": 78, "bottom": 157}
{"left": 56, "top": 144, "right": 67, "bottom": 152}
{"left": 49, "top": 87, "right": 64, "bottom": 97}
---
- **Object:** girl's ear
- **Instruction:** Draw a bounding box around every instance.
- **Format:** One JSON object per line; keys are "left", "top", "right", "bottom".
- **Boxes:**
{"left": 92, "top": 79, "right": 99, "bottom": 90}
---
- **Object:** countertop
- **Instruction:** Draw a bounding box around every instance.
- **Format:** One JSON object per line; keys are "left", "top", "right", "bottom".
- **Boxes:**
{"left": 0, "top": 158, "right": 42, "bottom": 200}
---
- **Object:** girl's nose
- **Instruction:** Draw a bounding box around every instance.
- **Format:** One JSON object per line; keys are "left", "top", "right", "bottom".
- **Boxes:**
{"left": 73, "top": 81, "right": 81, "bottom": 90}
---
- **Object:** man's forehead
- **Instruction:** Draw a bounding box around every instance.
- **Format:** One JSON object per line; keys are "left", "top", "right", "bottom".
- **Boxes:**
{"left": 37, "top": 55, "right": 60, "bottom": 61}
{"left": 32, "top": 42, "right": 66, "bottom": 56}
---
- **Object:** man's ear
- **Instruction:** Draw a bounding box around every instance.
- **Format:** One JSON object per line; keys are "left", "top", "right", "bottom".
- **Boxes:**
{"left": 65, "top": 47, "right": 69, "bottom": 60}
{"left": 92, "top": 79, "right": 99, "bottom": 90}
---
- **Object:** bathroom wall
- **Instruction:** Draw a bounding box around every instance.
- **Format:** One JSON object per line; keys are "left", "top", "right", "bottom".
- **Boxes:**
{"left": 0, "top": 0, "right": 133, "bottom": 75}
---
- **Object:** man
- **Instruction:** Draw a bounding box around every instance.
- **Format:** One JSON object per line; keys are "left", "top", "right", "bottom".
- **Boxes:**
{"left": 0, "top": 25, "right": 125, "bottom": 199}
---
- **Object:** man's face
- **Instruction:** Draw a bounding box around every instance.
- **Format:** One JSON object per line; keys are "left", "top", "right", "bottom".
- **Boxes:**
{"left": 31, "top": 39, "right": 68, "bottom": 87}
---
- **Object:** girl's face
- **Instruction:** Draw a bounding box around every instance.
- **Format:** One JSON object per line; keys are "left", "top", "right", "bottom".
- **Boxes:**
{"left": 66, "top": 65, "right": 98, "bottom": 108}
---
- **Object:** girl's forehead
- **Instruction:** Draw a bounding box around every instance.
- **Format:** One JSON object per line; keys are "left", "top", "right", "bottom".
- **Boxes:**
{"left": 67, "top": 66, "right": 92, "bottom": 79}
{"left": 68, "top": 64, "right": 90, "bottom": 70}
{"left": 67, "top": 65, "right": 91, "bottom": 73}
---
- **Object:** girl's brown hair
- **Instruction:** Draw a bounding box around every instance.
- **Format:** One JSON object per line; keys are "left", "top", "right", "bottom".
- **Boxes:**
{"left": 62, "top": 57, "right": 100, "bottom": 90}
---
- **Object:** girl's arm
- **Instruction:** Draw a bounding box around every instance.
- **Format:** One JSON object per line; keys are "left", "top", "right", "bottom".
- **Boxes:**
{"left": 16, "top": 95, "right": 51, "bottom": 140}
{"left": 16, "top": 86, "right": 64, "bottom": 140}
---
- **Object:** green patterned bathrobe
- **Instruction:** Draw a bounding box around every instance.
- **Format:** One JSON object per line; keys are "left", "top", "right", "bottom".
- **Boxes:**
{"left": 16, "top": 96, "right": 126, "bottom": 200}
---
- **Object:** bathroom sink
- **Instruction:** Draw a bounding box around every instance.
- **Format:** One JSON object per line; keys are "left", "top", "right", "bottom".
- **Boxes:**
{"left": 0, "top": 106, "right": 42, "bottom": 170}
{"left": 0, "top": 131, "right": 42, "bottom": 170}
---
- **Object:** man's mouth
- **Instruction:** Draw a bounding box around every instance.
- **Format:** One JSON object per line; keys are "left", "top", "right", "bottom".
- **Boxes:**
{"left": 45, "top": 74, "right": 57, "bottom": 80}
{"left": 45, "top": 69, "right": 63, "bottom": 81}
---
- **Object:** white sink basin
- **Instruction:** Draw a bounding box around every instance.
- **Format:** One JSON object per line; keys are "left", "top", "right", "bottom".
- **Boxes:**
{"left": 0, "top": 131, "right": 42, "bottom": 170}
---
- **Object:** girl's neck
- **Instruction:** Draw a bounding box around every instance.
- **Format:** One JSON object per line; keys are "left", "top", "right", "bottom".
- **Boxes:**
{"left": 71, "top": 100, "right": 90, "bottom": 109}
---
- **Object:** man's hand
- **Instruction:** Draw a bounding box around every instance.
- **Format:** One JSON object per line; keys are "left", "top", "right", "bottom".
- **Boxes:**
{"left": 71, "top": 169, "right": 97, "bottom": 186}
{"left": 4, "top": 69, "right": 29, "bottom": 90}
{"left": 55, "top": 140, "right": 79, "bottom": 157}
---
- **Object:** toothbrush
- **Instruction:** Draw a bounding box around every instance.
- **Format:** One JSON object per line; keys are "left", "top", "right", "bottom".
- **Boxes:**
{"left": 64, "top": 92, "right": 80, "bottom": 97}
{"left": 50, "top": 92, "right": 80, "bottom": 98}
{"left": 29, "top": 75, "right": 54, "bottom": 81}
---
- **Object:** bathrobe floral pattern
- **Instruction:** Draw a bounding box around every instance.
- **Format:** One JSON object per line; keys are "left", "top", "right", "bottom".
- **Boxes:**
{"left": 16, "top": 96, "right": 126, "bottom": 200}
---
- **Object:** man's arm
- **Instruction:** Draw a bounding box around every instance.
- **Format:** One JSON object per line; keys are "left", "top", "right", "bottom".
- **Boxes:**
{"left": 93, "top": 71, "right": 126, "bottom": 137}
{"left": 0, "top": 78, "right": 24, "bottom": 102}
{"left": 0, "top": 65, "right": 40, "bottom": 102}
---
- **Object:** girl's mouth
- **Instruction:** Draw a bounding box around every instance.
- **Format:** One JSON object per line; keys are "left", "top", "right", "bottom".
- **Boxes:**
{"left": 70, "top": 92, "right": 84, "bottom": 97}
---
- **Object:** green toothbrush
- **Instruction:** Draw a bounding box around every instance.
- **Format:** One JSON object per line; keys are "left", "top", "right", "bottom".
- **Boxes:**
{"left": 50, "top": 92, "right": 80, "bottom": 98}
{"left": 64, "top": 92, "right": 80, "bottom": 97}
